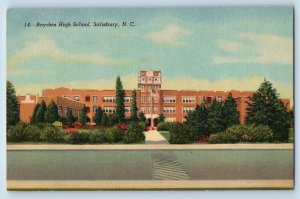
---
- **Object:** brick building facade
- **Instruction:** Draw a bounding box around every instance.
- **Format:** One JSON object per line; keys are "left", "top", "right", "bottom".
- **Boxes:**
{"left": 17, "top": 70, "right": 291, "bottom": 125}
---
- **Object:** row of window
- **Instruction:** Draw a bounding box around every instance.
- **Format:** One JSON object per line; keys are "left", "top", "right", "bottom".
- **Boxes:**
{"left": 141, "top": 96, "right": 159, "bottom": 103}
{"left": 63, "top": 95, "right": 132, "bottom": 103}
{"left": 64, "top": 95, "right": 223, "bottom": 103}
{"left": 138, "top": 77, "right": 161, "bottom": 83}
{"left": 140, "top": 85, "right": 160, "bottom": 92}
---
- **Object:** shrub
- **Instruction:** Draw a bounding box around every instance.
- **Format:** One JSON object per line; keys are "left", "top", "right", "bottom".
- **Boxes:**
{"left": 138, "top": 122, "right": 146, "bottom": 131}
{"left": 210, "top": 124, "right": 273, "bottom": 144}
{"left": 72, "top": 121, "right": 82, "bottom": 129}
{"left": 157, "top": 122, "right": 175, "bottom": 131}
{"left": 23, "top": 124, "right": 42, "bottom": 142}
{"left": 40, "top": 124, "right": 64, "bottom": 143}
{"left": 7, "top": 123, "right": 27, "bottom": 142}
{"left": 123, "top": 122, "right": 145, "bottom": 143}
{"left": 64, "top": 132, "right": 90, "bottom": 144}
{"left": 169, "top": 123, "right": 194, "bottom": 144}
{"left": 106, "top": 126, "right": 124, "bottom": 143}
{"left": 64, "top": 128, "right": 79, "bottom": 134}
{"left": 53, "top": 121, "right": 63, "bottom": 128}
{"left": 117, "top": 123, "right": 128, "bottom": 130}
{"left": 90, "top": 130, "right": 107, "bottom": 143}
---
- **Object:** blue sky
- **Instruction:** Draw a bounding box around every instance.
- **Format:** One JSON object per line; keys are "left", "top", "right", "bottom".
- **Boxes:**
{"left": 7, "top": 7, "right": 293, "bottom": 101}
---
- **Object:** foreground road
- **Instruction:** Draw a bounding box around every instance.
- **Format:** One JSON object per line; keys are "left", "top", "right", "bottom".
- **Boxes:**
{"left": 7, "top": 144, "right": 294, "bottom": 190}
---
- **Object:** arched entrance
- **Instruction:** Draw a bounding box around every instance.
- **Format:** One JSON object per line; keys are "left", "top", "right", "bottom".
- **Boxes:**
{"left": 145, "top": 114, "right": 159, "bottom": 129}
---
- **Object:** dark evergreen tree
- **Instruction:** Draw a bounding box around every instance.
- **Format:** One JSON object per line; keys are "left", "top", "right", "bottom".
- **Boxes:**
{"left": 222, "top": 93, "right": 240, "bottom": 128}
{"left": 185, "top": 104, "right": 209, "bottom": 138}
{"left": 246, "top": 80, "right": 290, "bottom": 141}
{"left": 7, "top": 81, "right": 20, "bottom": 126}
{"left": 115, "top": 76, "right": 125, "bottom": 123}
{"left": 79, "top": 105, "right": 87, "bottom": 125}
{"left": 130, "top": 89, "right": 138, "bottom": 122}
{"left": 207, "top": 100, "right": 225, "bottom": 134}
{"left": 94, "top": 107, "right": 103, "bottom": 125}
{"left": 31, "top": 103, "right": 40, "bottom": 123}
{"left": 35, "top": 100, "right": 47, "bottom": 123}
{"left": 66, "top": 108, "right": 75, "bottom": 127}
{"left": 158, "top": 113, "right": 165, "bottom": 123}
{"left": 101, "top": 112, "right": 109, "bottom": 125}
{"left": 138, "top": 112, "right": 146, "bottom": 122}
{"left": 44, "top": 100, "right": 60, "bottom": 123}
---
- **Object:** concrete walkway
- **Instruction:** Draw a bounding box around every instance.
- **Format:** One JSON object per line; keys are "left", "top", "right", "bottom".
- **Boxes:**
{"left": 144, "top": 130, "right": 169, "bottom": 144}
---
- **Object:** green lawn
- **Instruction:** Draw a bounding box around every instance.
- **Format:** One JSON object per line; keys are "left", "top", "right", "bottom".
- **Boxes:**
{"left": 159, "top": 131, "right": 170, "bottom": 142}
{"left": 289, "top": 128, "right": 294, "bottom": 143}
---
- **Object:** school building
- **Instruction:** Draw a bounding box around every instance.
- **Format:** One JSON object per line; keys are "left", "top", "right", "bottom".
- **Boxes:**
{"left": 17, "top": 70, "right": 291, "bottom": 126}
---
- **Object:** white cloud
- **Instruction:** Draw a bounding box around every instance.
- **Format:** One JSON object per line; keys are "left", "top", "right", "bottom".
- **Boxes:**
{"left": 146, "top": 24, "right": 191, "bottom": 46}
{"left": 7, "top": 35, "right": 142, "bottom": 75}
{"left": 218, "top": 40, "right": 244, "bottom": 52}
{"left": 213, "top": 33, "right": 293, "bottom": 65}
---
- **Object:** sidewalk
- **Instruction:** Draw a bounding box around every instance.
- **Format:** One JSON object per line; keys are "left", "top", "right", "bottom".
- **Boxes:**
{"left": 144, "top": 130, "right": 169, "bottom": 144}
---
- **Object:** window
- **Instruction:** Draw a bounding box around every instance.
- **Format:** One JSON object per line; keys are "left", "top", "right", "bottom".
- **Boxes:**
{"left": 64, "top": 107, "right": 68, "bottom": 116}
{"left": 93, "top": 96, "right": 98, "bottom": 102}
{"left": 141, "top": 77, "right": 145, "bottom": 82}
{"left": 86, "top": 106, "right": 90, "bottom": 113}
{"left": 163, "top": 96, "right": 176, "bottom": 103}
{"left": 163, "top": 107, "right": 176, "bottom": 114}
{"left": 73, "top": 96, "right": 80, "bottom": 101}
{"left": 141, "top": 107, "right": 145, "bottom": 113}
{"left": 216, "top": 96, "right": 222, "bottom": 102}
{"left": 153, "top": 107, "right": 158, "bottom": 113}
{"left": 154, "top": 97, "right": 159, "bottom": 103}
{"left": 141, "top": 85, "right": 145, "bottom": 91}
{"left": 103, "top": 96, "right": 116, "bottom": 103}
{"left": 207, "top": 97, "right": 212, "bottom": 104}
{"left": 147, "top": 107, "right": 151, "bottom": 113}
{"left": 72, "top": 108, "right": 77, "bottom": 116}
{"left": 147, "top": 96, "right": 151, "bottom": 103}
{"left": 125, "top": 107, "right": 131, "bottom": 113}
{"left": 148, "top": 86, "right": 152, "bottom": 92}
{"left": 182, "top": 96, "right": 195, "bottom": 103}
{"left": 124, "top": 97, "right": 131, "bottom": 103}
{"left": 148, "top": 77, "right": 152, "bottom": 82}
{"left": 104, "top": 107, "right": 116, "bottom": 113}
{"left": 85, "top": 95, "right": 90, "bottom": 102}
{"left": 64, "top": 95, "right": 70, "bottom": 99}
{"left": 183, "top": 107, "right": 195, "bottom": 114}
{"left": 141, "top": 96, "right": 146, "bottom": 103}
{"left": 199, "top": 96, "right": 205, "bottom": 104}
{"left": 58, "top": 106, "right": 62, "bottom": 116}
{"left": 93, "top": 106, "right": 98, "bottom": 113}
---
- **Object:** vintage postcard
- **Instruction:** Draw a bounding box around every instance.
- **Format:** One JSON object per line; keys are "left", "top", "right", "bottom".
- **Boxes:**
{"left": 6, "top": 7, "right": 294, "bottom": 190}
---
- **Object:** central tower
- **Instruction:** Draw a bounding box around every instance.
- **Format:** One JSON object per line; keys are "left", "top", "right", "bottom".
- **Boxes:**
{"left": 138, "top": 70, "right": 162, "bottom": 128}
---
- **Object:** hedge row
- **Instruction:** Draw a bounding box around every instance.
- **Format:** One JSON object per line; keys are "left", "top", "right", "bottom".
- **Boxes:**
{"left": 7, "top": 122, "right": 146, "bottom": 144}
{"left": 209, "top": 124, "right": 273, "bottom": 143}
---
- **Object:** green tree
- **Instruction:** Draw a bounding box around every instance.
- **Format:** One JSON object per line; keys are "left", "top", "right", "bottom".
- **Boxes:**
{"left": 222, "top": 93, "right": 240, "bottom": 129}
{"left": 94, "top": 107, "right": 103, "bottom": 125}
{"left": 101, "top": 112, "right": 109, "bottom": 125}
{"left": 246, "top": 80, "right": 290, "bottom": 141}
{"left": 138, "top": 112, "right": 146, "bottom": 122}
{"left": 130, "top": 89, "right": 138, "bottom": 122}
{"left": 30, "top": 103, "right": 40, "bottom": 123}
{"left": 7, "top": 81, "right": 20, "bottom": 126}
{"left": 158, "top": 112, "right": 165, "bottom": 123}
{"left": 44, "top": 100, "right": 60, "bottom": 123}
{"left": 207, "top": 100, "right": 225, "bottom": 134}
{"left": 66, "top": 108, "right": 75, "bottom": 127}
{"left": 185, "top": 104, "right": 209, "bottom": 139}
{"left": 35, "top": 100, "right": 47, "bottom": 123}
{"left": 79, "top": 105, "right": 88, "bottom": 125}
{"left": 115, "top": 76, "right": 125, "bottom": 123}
